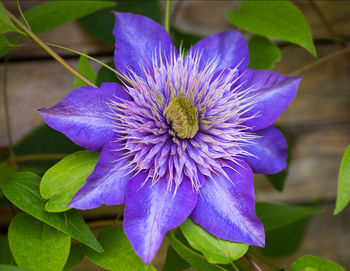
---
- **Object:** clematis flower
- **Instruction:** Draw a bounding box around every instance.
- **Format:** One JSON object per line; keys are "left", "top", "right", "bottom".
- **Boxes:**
{"left": 39, "top": 13, "right": 301, "bottom": 264}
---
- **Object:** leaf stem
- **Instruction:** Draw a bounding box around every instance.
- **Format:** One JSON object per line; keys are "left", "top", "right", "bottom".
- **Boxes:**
{"left": 6, "top": 9, "right": 96, "bottom": 88}
{"left": 2, "top": 55, "right": 17, "bottom": 169}
{"left": 245, "top": 254, "right": 263, "bottom": 271}
{"left": 46, "top": 42, "right": 134, "bottom": 86}
{"left": 288, "top": 46, "right": 350, "bottom": 76}
{"left": 0, "top": 153, "right": 67, "bottom": 166}
{"left": 248, "top": 250, "right": 280, "bottom": 271}
{"left": 16, "top": 0, "right": 31, "bottom": 30}
{"left": 165, "top": 0, "right": 171, "bottom": 33}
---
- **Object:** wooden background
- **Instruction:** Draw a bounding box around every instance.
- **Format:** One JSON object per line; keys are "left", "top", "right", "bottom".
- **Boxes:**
{"left": 1, "top": 1, "right": 350, "bottom": 270}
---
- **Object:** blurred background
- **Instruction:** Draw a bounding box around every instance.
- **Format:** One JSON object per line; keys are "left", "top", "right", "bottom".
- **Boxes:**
{"left": 1, "top": 0, "right": 350, "bottom": 270}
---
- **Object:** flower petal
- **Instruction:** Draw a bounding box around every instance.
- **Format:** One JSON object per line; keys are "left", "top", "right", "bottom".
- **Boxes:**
{"left": 242, "top": 126, "right": 288, "bottom": 174}
{"left": 188, "top": 31, "right": 249, "bottom": 72}
{"left": 239, "top": 69, "right": 301, "bottom": 131}
{"left": 114, "top": 12, "right": 177, "bottom": 79}
{"left": 38, "top": 83, "right": 130, "bottom": 152}
{"left": 191, "top": 160, "right": 265, "bottom": 247}
{"left": 69, "top": 140, "right": 131, "bottom": 210}
{"left": 124, "top": 174, "right": 197, "bottom": 264}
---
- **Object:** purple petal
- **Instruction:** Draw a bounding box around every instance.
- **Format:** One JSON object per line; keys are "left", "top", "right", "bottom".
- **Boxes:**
{"left": 242, "top": 126, "right": 288, "bottom": 174}
{"left": 69, "top": 140, "right": 131, "bottom": 210}
{"left": 238, "top": 69, "right": 301, "bottom": 131}
{"left": 114, "top": 12, "right": 177, "bottom": 79}
{"left": 191, "top": 160, "right": 265, "bottom": 247}
{"left": 188, "top": 31, "right": 249, "bottom": 72}
{"left": 124, "top": 174, "right": 197, "bottom": 264}
{"left": 38, "top": 83, "right": 131, "bottom": 152}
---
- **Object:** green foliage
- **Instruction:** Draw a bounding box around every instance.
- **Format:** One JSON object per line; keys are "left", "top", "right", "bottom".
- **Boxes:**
{"left": 256, "top": 202, "right": 322, "bottom": 230}
{"left": 227, "top": 0, "right": 316, "bottom": 56}
{"left": 334, "top": 145, "right": 350, "bottom": 214}
{"left": 0, "top": 235, "right": 13, "bottom": 265}
{"left": 82, "top": 227, "right": 154, "bottom": 271}
{"left": 40, "top": 150, "right": 99, "bottom": 212}
{"left": 0, "top": 172, "right": 103, "bottom": 252}
{"left": 23, "top": 0, "right": 116, "bottom": 35}
{"left": 290, "top": 255, "right": 345, "bottom": 271}
{"left": 0, "top": 2, "right": 17, "bottom": 33}
{"left": 96, "top": 60, "right": 121, "bottom": 86}
{"left": 166, "top": 232, "right": 228, "bottom": 271}
{"left": 248, "top": 35, "right": 281, "bottom": 70}
{"left": 62, "top": 243, "right": 84, "bottom": 271}
{"left": 73, "top": 51, "right": 97, "bottom": 89}
{"left": 79, "top": 0, "right": 161, "bottom": 44}
{"left": 0, "top": 35, "right": 19, "bottom": 57}
{"left": 162, "top": 245, "right": 190, "bottom": 271}
{"left": 8, "top": 213, "right": 71, "bottom": 271}
{"left": 263, "top": 217, "right": 310, "bottom": 257}
{"left": 0, "top": 265, "right": 29, "bottom": 271}
{"left": 180, "top": 219, "right": 248, "bottom": 264}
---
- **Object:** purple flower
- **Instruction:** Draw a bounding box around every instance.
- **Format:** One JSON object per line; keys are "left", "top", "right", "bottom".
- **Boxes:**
{"left": 39, "top": 13, "right": 301, "bottom": 264}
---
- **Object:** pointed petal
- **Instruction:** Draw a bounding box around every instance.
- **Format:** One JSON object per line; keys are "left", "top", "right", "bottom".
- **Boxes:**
{"left": 114, "top": 12, "right": 177, "bottom": 79}
{"left": 188, "top": 31, "right": 249, "bottom": 72}
{"left": 243, "top": 126, "right": 288, "bottom": 174}
{"left": 239, "top": 69, "right": 301, "bottom": 131}
{"left": 69, "top": 140, "right": 131, "bottom": 210}
{"left": 38, "top": 83, "right": 131, "bottom": 152}
{"left": 191, "top": 160, "right": 265, "bottom": 247}
{"left": 124, "top": 175, "right": 197, "bottom": 264}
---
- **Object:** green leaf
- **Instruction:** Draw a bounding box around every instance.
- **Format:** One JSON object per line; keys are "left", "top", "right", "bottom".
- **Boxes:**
{"left": 334, "top": 145, "right": 350, "bottom": 214}
{"left": 63, "top": 243, "right": 84, "bottom": 271}
{"left": 290, "top": 255, "right": 345, "bottom": 271}
{"left": 40, "top": 150, "right": 99, "bottom": 212}
{"left": 162, "top": 245, "right": 190, "bottom": 271}
{"left": 227, "top": 0, "right": 316, "bottom": 56}
{"left": 7, "top": 124, "right": 82, "bottom": 172}
{"left": 0, "top": 172, "right": 103, "bottom": 252}
{"left": 74, "top": 51, "right": 97, "bottom": 89}
{"left": 0, "top": 265, "right": 29, "bottom": 271}
{"left": 96, "top": 60, "right": 121, "bottom": 86}
{"left": 256, "top": 202, "right": 322, "bottom": 231}
{"left": 8, "top": 213, "right": 71, "bottom": 271}
{"left": 263, "top": 217, "right": 310, "bottom": 257}
{"left": 180, "top": 219, "right": 248, "bottom": 264}
{"left": 0, "top": 235, "right": 14, "bottom": 265}
{"left": 0, "top": 35, "right": 19, "bottom": 57}
{"left": 23, "top": 1, "right": 116, "bottom": 35}
{"left": 0, "top": 2, "right": 17, "bottom": 33}
{"left": 0, "top": 165, "right": 15, "bottom": 183}
{"left": 166, "top": 232, "right": 228, "bottom": 271}
{"left": 82, "top": 227, "right": 153, "bottom": 271}
{"left": 248, "top": 35, "right": 281, "bottom": 70}
{"left": 79, "top": 0, "right": 161, "bottom": 45}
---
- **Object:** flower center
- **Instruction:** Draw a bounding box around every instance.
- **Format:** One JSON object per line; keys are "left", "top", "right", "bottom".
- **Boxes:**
{"left": 163, "top": 96, "right": 199, "bottom": 139}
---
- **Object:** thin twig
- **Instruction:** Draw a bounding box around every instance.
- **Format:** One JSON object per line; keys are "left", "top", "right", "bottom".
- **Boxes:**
{"left": 16, "top": 0, "right": 31, "bottom": 30}
{"left": 2, "top": 55, "right": 17, "bottom": 169}
{"left": 248, "top": 250, "right": 280, "bottom": 271}
{"left": 0, "top": 153, "right": 67, "bottom": 166}
{"left": 170, "top": 0, "right": 184, "bottom": 26}
{"left": 46, "top": 42, "right": 134, "bottom": 86}
{"left": 288, "top": 46, "right": 350, "bottom": 77}
{"left": 245, "top": 254, "right": 263, "bottom": 271}
{"left": 6, "top": 9, "right": 96, "bottom": 88}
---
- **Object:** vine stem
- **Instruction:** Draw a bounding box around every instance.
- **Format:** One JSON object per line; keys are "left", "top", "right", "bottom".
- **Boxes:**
{"left": 6, "top": 10, "right": 96, "bottom": 88}
{"left": 248, "top": 250, "right": 280, "bottom": 271}
{"left": 245, "top": 254, "right": 263, "bottom": 271}
{"left": 165, "top": 0, "right": 171, "bottom": 33}
{"left": 288, "top": 46, "right": 350, "bottom": 76}
{"left": 46, "top": 42, "right": 134, "bottom": 86}
{"left": 0, "top": 153, "right": 67, "bottom": 166}
{"left": 2, "top": 55, "right": 17, "bottom": 169}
